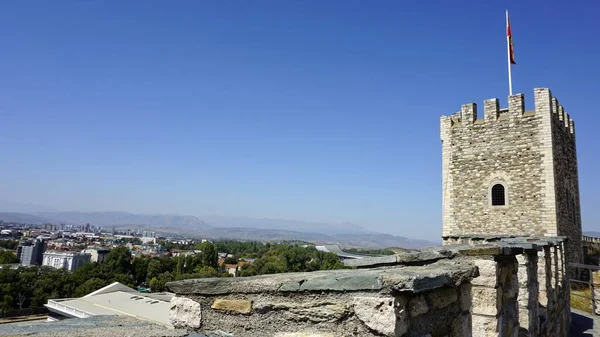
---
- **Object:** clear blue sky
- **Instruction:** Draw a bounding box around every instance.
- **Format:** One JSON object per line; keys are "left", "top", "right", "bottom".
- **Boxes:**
{"left": 0, "top": 1, "right": 598, "bottom": 241}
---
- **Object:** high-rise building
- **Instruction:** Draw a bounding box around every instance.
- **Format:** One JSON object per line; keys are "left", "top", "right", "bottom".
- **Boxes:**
{"left": 19, "top": 237, "right": 46, "bottom": 266}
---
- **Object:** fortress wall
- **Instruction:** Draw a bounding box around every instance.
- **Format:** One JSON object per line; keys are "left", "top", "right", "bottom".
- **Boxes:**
{"left": 166, "top": 237, "right": 569, "bottom": 337}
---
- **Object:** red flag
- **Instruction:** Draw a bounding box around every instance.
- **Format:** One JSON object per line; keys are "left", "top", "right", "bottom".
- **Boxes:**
{"left": 507, "top": 14, "right": 516, "bottom": 64}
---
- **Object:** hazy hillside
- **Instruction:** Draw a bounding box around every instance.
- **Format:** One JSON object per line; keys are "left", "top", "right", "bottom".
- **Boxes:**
{"left": 0, "top": 212, "right": 59, "bottom": 225}
{"left": 332, "top": 233, "right": 438, "bottom": 249}
{"left": 199, "top": 215, "right": 372, "bottom": 235}
{"left": 198, "top": 227, "right": 435, "bottom": 249}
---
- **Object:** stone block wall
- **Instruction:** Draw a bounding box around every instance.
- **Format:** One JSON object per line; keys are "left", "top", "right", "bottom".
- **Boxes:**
{"left": 167, "top": 260, "right": 477, "bottom": 337}
{"left": 548, "top": 91, "right": 583, "bottom": 264}
{"left": 516, "top": 250, "right": 539, "bottom": 336}
{"left": 469, "top": 253, "right": 520, "bottom": 337}
{"left": 593, "top": 271, "right": 600, "bottom": 315}
{"left": 166, "top": 237, "right": 571, "bottom": 337}
{"left": 446, "top": 236, "right": 570, "bottom": 337}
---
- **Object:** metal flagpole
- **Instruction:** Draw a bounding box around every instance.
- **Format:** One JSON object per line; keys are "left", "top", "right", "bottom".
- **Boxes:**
{"left": 506, "top": 9, "right": 513, "bottom": 96}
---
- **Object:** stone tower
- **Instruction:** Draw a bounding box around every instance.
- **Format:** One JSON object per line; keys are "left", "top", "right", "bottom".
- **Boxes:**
{"left": 440, "top": 88, "right": 582, "bottom": 263}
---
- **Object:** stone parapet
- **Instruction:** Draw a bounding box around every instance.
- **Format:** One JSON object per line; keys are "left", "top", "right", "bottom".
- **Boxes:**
{"left": 166, "top": 237, "right": 570, "bottom": 337}
{"left": 167, "top": 260, "right": 477, "bottom": 337}
{"left": 440, "top": 236, "right": 570, "bottom": 337}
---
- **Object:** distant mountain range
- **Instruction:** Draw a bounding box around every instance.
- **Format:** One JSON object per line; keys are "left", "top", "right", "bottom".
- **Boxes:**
{"left": 584, "top": 231, "right": 600, "bottom": 238}
{"left": 0, "top": 211, "right": 437, "bottom": 249}
{"left": 197, "top": 215, "right": 373, "bottom": 236}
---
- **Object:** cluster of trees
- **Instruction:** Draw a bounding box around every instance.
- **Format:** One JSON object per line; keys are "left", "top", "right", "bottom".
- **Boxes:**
{"left": 212, "top": 240, "right": 347, "bottom": 275}
{"left": 0, "top": 251, "right": 19, "bottom": 264}
{"left": 237, "top": 244, "right": 345, "bottom": 276}
{"left": 0, "top": 240, "right": 346, "bottom": 315}
{"left": 0, "top": 240, "right": 19, "bottom": 250}
{"left": 0, "top": 240, "right": 21, "bottom": 264}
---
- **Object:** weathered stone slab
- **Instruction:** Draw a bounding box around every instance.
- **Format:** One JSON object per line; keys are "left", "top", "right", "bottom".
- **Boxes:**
{"left": 395, "top": 250, "right": 455, "bottom": 264}
{"left": 460, "top": 245, "right": 503, "bottom": 256}
{"left": 353, "top": 296, "right": 404, "bottom": 336}
{"left": 343, "top": 255, "right": 397, "bottom": 268}
{"left": 170, "top": 296, "right": 202, "bottom": 329}
{"left": 167, "top": 260, "right": 478, "bottom": 296}
{"left": 278, "top": 275, "right": 382, "bottom": 292}
{"left": 253, "top": 301, "right": 348, "bottom": 322}
{"left": 211, "top": 299, "right": 252, "bottom": 314}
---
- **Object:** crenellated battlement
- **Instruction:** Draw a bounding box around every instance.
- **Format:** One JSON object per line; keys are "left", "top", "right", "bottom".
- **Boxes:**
{"left": 440, "top": 88, "right": 575, "bottom": 136}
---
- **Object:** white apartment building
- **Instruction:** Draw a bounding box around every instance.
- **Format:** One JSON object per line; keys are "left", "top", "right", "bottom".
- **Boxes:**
{"left": 42, "top": 251, "right": 91, "bottom": 272}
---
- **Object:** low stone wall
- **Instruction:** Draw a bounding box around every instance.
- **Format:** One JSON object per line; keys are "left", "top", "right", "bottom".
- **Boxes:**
{"left": 166, "top": 236, "right": 570, "bottom": 337}
{"left": 443, "top": 236, "right": 570, "bottom": 337}
{"left": 590, "top": 271, "right": 600, "bottom": 316}
{"left": 167, "top": 260, "right": 477, "bottom": 337}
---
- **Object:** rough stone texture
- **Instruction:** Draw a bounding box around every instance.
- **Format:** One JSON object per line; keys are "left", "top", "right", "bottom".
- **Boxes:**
{"left": 545, "top": 244, "right": 571, "bottom": 337}
{"left": 428, "top": 287, "right": 457, "bottom": 309}
{"left": 594, "top": 271, "right": 600, "bottom": 315}
{"left": 170, "top": 296, "right": 202, "bottom": 329}
{"left": 211, "top": 299, "right": 252, "bottom": 314}
{"left": 496, "top": 256, "right": 519, "bottom": 337}
{"left": 471, "top": 258, "right": 497, "bottom": 287}
{"left": 352, "top": 296, "right": 399, "bottom": 336}
{"left": 440, "top": 88, "right": 583, "bottom": 265}
{"left": 472, "top": 314, "right": 498, "bottom": 337}
{"left": 459, "top": 283, "right": 472, "bottom": 311}
{"left": 516, "top": 251, "right": 539, "bottom": 337}
{"left": 408, "top": 295, "right": 429, "bottom": 317}
{"left": 254, "top": 300, "right": 348, "bottom": 322}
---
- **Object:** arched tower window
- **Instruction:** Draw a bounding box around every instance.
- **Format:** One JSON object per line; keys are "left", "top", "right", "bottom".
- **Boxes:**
{"left": 491, "top": 184, "right": 506, "bottom": 206}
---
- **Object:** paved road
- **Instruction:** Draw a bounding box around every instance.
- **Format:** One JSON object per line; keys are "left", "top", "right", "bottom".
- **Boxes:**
{"left": 571, "top": 309, "right": 600, "bottom": 336}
